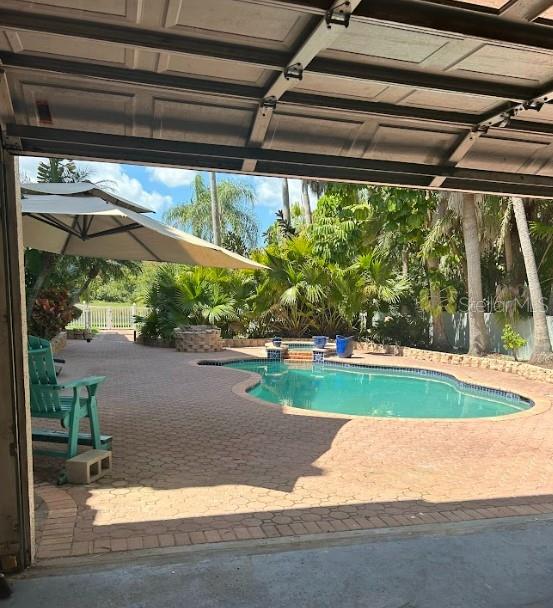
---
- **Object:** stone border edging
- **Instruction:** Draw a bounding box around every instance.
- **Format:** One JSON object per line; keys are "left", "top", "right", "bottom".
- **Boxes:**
{"left": 400, "top": 347, "right": 553, "bottom": 384}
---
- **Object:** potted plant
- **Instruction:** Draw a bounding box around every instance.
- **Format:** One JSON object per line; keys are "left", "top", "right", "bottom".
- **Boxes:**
{"left": 272, "top": 336, "right": 282, "bottom": 347}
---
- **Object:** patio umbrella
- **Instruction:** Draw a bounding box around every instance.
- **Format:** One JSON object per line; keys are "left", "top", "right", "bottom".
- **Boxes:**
{"left": 20, "top": 183, "right": 266, "bottom": 270}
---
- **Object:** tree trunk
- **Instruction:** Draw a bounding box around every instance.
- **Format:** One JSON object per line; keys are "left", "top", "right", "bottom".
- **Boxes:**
{"left": 461, "top": 193, "right": 490, "bottom": 356}
{"left": 425, "top": 194, "right": 449, "bottom": 351}
{"left": 209, "top": 172, "right": 221, "bottom": 245}
{"left": 70, "top": 264, "right": 100, "bottom": 304}
{"left": 504, "top": 224, "right": 514, "bottom": 275}
{"left": 281, "top": 178, "right": 291, "bottom": 223}
{"left": 426, "top": 257, "right": 450, "bottom": 351}
{"left": 401, "top": 248, "right": 408, "bottom": 278}
{"left": 512, "top": 197, "right": 552, "bottom": 363}
{"left": 25, "top": 252, "right": 56, "bottom": 322}
{"left": 301, "top": 180, "right": 312, "bottom": 224}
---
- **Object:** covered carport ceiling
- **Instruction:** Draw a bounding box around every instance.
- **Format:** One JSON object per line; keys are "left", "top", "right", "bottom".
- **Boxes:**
{"left": 2, "top": 0, "right": 553, "bottom": 196}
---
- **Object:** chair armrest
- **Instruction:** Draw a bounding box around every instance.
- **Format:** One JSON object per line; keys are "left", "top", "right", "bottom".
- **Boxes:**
{"left": 56, "top": 376, "right": 106, "bottom": 390}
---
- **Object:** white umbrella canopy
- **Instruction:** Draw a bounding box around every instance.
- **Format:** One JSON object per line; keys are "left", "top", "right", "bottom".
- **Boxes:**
{"left": 20, "top": 184, "right": 267, "bottom": 270}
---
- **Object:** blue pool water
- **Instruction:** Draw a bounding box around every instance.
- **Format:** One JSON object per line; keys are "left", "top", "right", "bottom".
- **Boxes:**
{"left": 220, "top": 360, "right": 532, "bottom": 419}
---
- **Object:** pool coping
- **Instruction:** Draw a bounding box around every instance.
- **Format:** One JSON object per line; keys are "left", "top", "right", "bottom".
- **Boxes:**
{"left": 195, "top": 355, "right": 552, "bottom": 422}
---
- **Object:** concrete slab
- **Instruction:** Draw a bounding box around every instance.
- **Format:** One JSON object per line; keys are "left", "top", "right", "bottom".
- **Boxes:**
{"left": 8, "top": 519, "right": 553, "bottom": 608}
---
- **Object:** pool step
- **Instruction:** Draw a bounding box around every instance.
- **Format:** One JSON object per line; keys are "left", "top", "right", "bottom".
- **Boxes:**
{"left": 287, "top": 351, "right": 313, "bottom": 360}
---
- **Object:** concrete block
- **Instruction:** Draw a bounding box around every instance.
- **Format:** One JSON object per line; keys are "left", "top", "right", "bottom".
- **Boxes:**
{"left": 66, "top": 450, "right": 112, "bottom": 484}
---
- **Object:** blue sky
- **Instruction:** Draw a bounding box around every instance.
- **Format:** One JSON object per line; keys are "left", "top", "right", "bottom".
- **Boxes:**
{"left": 19, "top": 156, "right": 304, "bottom": 243}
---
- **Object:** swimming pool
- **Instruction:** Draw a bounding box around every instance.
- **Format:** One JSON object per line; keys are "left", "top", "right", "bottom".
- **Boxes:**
{"left": 212, "top": 360, "right": 532, "bottom": 419}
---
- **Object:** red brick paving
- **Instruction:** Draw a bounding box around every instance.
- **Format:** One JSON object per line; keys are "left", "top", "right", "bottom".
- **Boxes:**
{"left": 33, "top": 334, "right": 553, "bottom": 560}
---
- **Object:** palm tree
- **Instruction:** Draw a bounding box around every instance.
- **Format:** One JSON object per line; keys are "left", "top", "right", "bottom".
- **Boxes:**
{"left": 165, "top": 174, "right": 258, "bottom": 248}
{"left": 425, "top": 192, "right": 490, "bottom": 355}
{"left": 301, "top": 180, "right": 312, "bottom": 224}
{"left": 281, "top": 178, "right": 291, "bottom": 223}
{"left": 512, "top": 197, "right": 552, "bottom": 363}
{"left": 461, "top": 193, "right": 490, "bottom": 356}
{"left": 209, "top": 172, "right": 222, "bottom": 246}
{"left": 422, "top": 194, "right": 451, "bottom": 351}
{"left": 36, "top": 158, "right": 91, "bottom": 184}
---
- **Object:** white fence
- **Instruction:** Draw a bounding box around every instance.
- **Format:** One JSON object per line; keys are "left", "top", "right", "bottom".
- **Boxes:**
{"left": 443, "top": 312, "right": 553, "bottom": 361}
{"left": 68, "top": 304, "right": 150, "bottom": 330}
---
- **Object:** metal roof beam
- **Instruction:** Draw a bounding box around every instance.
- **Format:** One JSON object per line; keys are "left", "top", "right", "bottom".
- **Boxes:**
{"left": 8, "top": 53, "right": 553, "bottom": 138}
{"left": 16, "top": 138, "right": 553, "bottom": 199}
{"left": 269, "top": 0, "right": 553, "bottom": 48}
{"left": 343, "top": 0, "right": 553, "bottom": 52}
{"left": 9, "top": 125, "right": 553, "bottom": 194}
{"left": 243, "top": 0, "right": 361, "bottom": 171}
{"left": 0, "top": 10, "right": 535, "bottom": 102}
{"left": 306, "top": 58, "right": 530, "bottom": 101}
{"left": 500, "top": 0, "right": 553, "bottom": 21}
{"left": 0, "top": 8, "right": 288, "bottom": 69}
{"left": 430, "top": 79, "right": 553, "bottom": 186}
{"left": 0, "top": 52, "right": 264, "bottom": 101}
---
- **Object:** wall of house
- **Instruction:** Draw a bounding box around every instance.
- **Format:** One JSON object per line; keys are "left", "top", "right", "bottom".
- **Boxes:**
{"left": 0, "top": 151, "right": 34, "bottom": 571}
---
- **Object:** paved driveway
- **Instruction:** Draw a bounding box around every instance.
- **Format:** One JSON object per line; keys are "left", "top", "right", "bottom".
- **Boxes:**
{"left": 33, "top": 334, "right": 553, "bottom": 560}
{"left": 11, "top": 518, "right": 553, "bottom": 607}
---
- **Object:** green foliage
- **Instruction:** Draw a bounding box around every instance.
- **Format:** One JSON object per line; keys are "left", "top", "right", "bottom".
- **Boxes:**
{"left": 419, "top": 281, "right": 458, "bottom": 316}
{"left": 87, "top": 262, "right": 154, "bottom": 303}
{"left": 367, "top": 311, "right": 430, "bottom": 348}
{"left": 264, "top": 204, "right": 304, "bottom": 245}
{"left": 310, "top": 189, "right": 374, "bottom": 264}
{"left": 36, "top": 158, "right": 91, "bottom": 184}
{"left": 138, "top": 265, "right": 248, "bottom": 341}
{"left": 27, "top": 168, "right": 550, "bottom": 353}
{"left": 251, "top": 236, "right": 409, "bottom": 337}
{"left": 165, "top": 174, "right": 258, "bottom": 247}
{"left": 221, "top": 231, "right": 249, "bottom": 257}
{"left": 29, "top": 288, "right": 81, "bottom": 339}
{"left": 501, "top": 324, "right": 527, "bottom": 360}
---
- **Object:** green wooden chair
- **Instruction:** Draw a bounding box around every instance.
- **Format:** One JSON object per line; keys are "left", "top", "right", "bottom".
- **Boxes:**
{"left": 28, "top": 335, "right": 65, "bottom": 375}
{"left": 28, "top": 344, "right": 111, "bottom": 474}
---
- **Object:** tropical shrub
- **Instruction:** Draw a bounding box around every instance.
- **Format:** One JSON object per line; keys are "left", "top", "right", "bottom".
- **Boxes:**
{"left": 250, "top": 237, "right": 409, "bottom": 337}
{"left": 138, "top": 265, "right": 244, "bottom": 341}
{"left": 367, "top": 310, "right": 430, "bottom": 348}
{"left": 29, "top": 288, "right": 81, "bottom": 340}
{"left": 501, "top": 324, "right": 527, "bottom": 360}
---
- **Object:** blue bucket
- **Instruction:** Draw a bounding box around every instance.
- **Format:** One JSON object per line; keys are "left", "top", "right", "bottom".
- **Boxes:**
{"left": 335, "top": 335, "right": 354, "bottom": 358}
{"left": 313, "top": 336, "right": 328, "bottom": 348}
{"left": 272, "top": 337, "right": 282, "bottom": 347}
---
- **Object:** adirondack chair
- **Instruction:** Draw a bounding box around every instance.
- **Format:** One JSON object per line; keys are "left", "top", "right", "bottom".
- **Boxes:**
{"left": 28, "top": 335, "right": 65, "bottom": 375}
{"left": 28, "top": 345, "right": 111, "bottom": 471}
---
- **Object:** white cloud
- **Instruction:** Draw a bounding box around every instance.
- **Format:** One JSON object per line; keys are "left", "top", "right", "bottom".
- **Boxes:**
{"left": 18, "top": 157, "right": 174, "bottom": 215}
{"left": 79, "top": 161, "right": 174, "bottom": 214}
{"left": 254, "top": 176, "right": 303, "bottom": 209}
{"left": 18, "top": 156, "right": 47, "bottom": 182}
{"left": 146, "top": 166, "right": 197, "bottom": 188}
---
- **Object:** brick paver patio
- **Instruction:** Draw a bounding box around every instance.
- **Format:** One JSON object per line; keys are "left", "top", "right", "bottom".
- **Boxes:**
{"left": 33, "top": 333, "right": 553, "bottom": 560}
